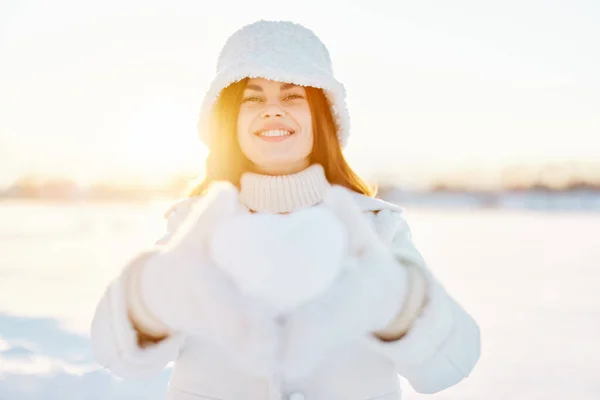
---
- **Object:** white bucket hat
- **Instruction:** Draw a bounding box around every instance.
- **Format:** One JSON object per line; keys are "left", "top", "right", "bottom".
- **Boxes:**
{"left": 196, "top": 20, "right": 350, "bottom": 149}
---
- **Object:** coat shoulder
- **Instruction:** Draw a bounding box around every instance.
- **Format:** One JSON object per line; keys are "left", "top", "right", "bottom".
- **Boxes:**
{"left": 162, "top": 196, "right": 203, "bottom": 233}
{"left": 163, "top": 196, "right": 202, "bottom": 218}
{"left": 349, "top": 192, "right": 410, "bottom": 245}
{"left": 349, "top": 192, "right": 404, "bottom": 214}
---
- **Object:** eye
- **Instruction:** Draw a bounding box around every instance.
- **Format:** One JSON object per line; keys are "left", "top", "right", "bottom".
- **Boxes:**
{"left": 282, "top": 94, "right": 305, "bottom": 101}
{"left": 242, "top": 96, "right": 263, "bottom": 104}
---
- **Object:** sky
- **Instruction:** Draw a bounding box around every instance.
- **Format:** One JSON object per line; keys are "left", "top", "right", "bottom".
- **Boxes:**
{"left": 1, "top": 0, "right": 599, "bottom": 187}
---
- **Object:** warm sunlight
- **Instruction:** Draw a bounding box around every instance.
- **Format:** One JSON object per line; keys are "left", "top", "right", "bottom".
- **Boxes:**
{"left": 120, "top": 96, "right": 207, "bottom": 181}
{"left": 2, "top": 4, "right": 600, "bottom": 399}
{"left": 1, "top": 1, "right": 598, "bottom": 189}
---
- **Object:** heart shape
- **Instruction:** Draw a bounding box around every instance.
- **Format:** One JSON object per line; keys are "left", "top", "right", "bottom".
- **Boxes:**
{"left": 208, "top": 205, "right": 348, "bottom": 313}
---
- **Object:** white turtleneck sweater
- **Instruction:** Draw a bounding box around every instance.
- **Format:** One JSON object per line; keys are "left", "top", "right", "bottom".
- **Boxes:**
{"left": 239, "top": 163, "right": 331, "bottom": 214}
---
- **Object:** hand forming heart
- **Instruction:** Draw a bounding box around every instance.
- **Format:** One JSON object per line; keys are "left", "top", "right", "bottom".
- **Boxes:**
{"left": 208, "top": 203, "right": 349, "bottom": 314}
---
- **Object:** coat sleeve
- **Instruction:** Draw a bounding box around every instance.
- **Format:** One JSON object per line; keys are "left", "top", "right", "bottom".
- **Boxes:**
{"left": 364, "top": 210, "right": 481, "bottom": 394}
{"left": 89, "top": 199, "right": 195, "bottom": 379}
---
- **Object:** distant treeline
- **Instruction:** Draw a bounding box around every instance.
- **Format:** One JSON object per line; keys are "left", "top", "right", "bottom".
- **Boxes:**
{"left": 428, "top": 161, "right": 600, "bottom": 192}
{"left": 3, "top": 161, "right": 600, "bottom": 201}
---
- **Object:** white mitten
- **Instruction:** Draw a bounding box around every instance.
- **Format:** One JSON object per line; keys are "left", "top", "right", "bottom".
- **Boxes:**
{"left": 208, "top": 204, "right": 348, "bottom": 314}
{"left": 279, "top": 186, "right": 411, "bottom": 380}
{"left": 126, "top": 183, "right": 280, "bottom": 376}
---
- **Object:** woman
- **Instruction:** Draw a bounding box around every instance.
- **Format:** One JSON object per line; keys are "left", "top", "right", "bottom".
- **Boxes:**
{"left": 90, "top": 20, "right": 481, "bottom": 400}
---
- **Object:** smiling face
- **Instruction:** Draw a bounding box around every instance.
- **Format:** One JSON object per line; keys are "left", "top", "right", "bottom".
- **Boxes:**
{"left": 236, "top": 78, "right": 314, "bottom": 175}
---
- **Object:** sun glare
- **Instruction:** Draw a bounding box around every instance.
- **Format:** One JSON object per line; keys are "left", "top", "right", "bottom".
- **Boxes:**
{"left": 121, "top": 98, "right": 207, "bottom": 180}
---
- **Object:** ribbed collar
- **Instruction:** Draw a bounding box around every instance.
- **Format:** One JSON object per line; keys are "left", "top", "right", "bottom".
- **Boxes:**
{"left": 239, "top": 164, "right": 331, "bottom": 214}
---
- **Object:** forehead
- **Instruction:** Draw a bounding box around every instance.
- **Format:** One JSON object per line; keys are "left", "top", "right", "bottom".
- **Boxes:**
{"left": 245, "top": 78, "right": 304, "bottom": 91}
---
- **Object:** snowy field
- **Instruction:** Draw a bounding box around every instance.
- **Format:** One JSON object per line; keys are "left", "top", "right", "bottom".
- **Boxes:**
{"left": 1, "top": 200, "right": 599, "bottom": 399}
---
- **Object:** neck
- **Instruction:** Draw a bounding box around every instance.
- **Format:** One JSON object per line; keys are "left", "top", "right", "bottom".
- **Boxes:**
{"left": 250, "top": 159, "right": 311, "bottom": 176}
{"left": 240, "top": 163, "right": 330, "bottom": 213}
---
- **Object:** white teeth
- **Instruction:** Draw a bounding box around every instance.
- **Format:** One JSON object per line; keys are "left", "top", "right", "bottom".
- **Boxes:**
{"left": 258, "top": 129, "right": 292, "bottom": 137}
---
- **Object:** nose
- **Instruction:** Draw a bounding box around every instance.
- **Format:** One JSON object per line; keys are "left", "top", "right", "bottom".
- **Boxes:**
{"left": 260, "top": 104, "right": 286, "bottom": 119}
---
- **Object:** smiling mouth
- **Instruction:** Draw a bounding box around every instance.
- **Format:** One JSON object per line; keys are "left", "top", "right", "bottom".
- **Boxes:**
{"left": 256, "top": 129, "right": 295, "bottom": 138}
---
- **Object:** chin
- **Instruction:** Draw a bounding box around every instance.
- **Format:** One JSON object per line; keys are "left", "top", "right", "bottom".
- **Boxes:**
{"left": 262, "top": 157, "right": 308, "bottom": 169}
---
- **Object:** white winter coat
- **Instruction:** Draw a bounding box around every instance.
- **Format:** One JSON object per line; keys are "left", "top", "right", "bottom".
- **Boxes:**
{"left": 90, "top": 192, "right": 481, "bottom": 400}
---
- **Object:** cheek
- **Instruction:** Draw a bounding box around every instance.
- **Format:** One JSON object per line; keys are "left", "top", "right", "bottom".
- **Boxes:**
{"left": 237, "top": 109, "right": 253, "bottom": 137}
{"left": 296, "top": 107, "right": 313, "bottom": 152}
{"left": 296, "top": 105, "right": 312, "bottom": 131}
{"left": 236, "top": 109, "right": 255, "bottom": 153}
{"left": 300, "top": 127, "right": 314, "bottom": 155}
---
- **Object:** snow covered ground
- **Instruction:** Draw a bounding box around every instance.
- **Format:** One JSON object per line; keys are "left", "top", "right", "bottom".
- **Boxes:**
{"left": 1, "top": 200, "right": 599, "bottom": 399}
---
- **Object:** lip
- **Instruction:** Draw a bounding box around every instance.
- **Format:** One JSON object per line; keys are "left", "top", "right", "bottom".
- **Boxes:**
{"left": 257, "top": 134, "right": 292, "bottom": 143}
{"left": 254, "top": 123, "right": 296, "bottom": 135}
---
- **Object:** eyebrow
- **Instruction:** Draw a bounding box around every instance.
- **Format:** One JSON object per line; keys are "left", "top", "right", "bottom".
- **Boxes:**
{"left": 245, "top": 82, "right": 299, "bottom": 92}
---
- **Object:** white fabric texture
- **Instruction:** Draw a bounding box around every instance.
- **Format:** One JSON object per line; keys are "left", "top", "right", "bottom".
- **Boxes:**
{"left": 362, "top": 210, "right": 482, "bottom": 394}
{"left": 90, "top": 185, "right": 481, "bottom": 399}
{"left": 209, "top": 205, "right": 348, "bottom": 314}
{"left": 239, "top": 163, "right": 331, "bottom": 214}
{"left": 196, "top": 20, "right": 350, "bottom": 149}
{"left": 123, "top": 184, "right": 281, "bottom": 376}
{"left": 276, "top": 186, "right": 411, "bottom": 380}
